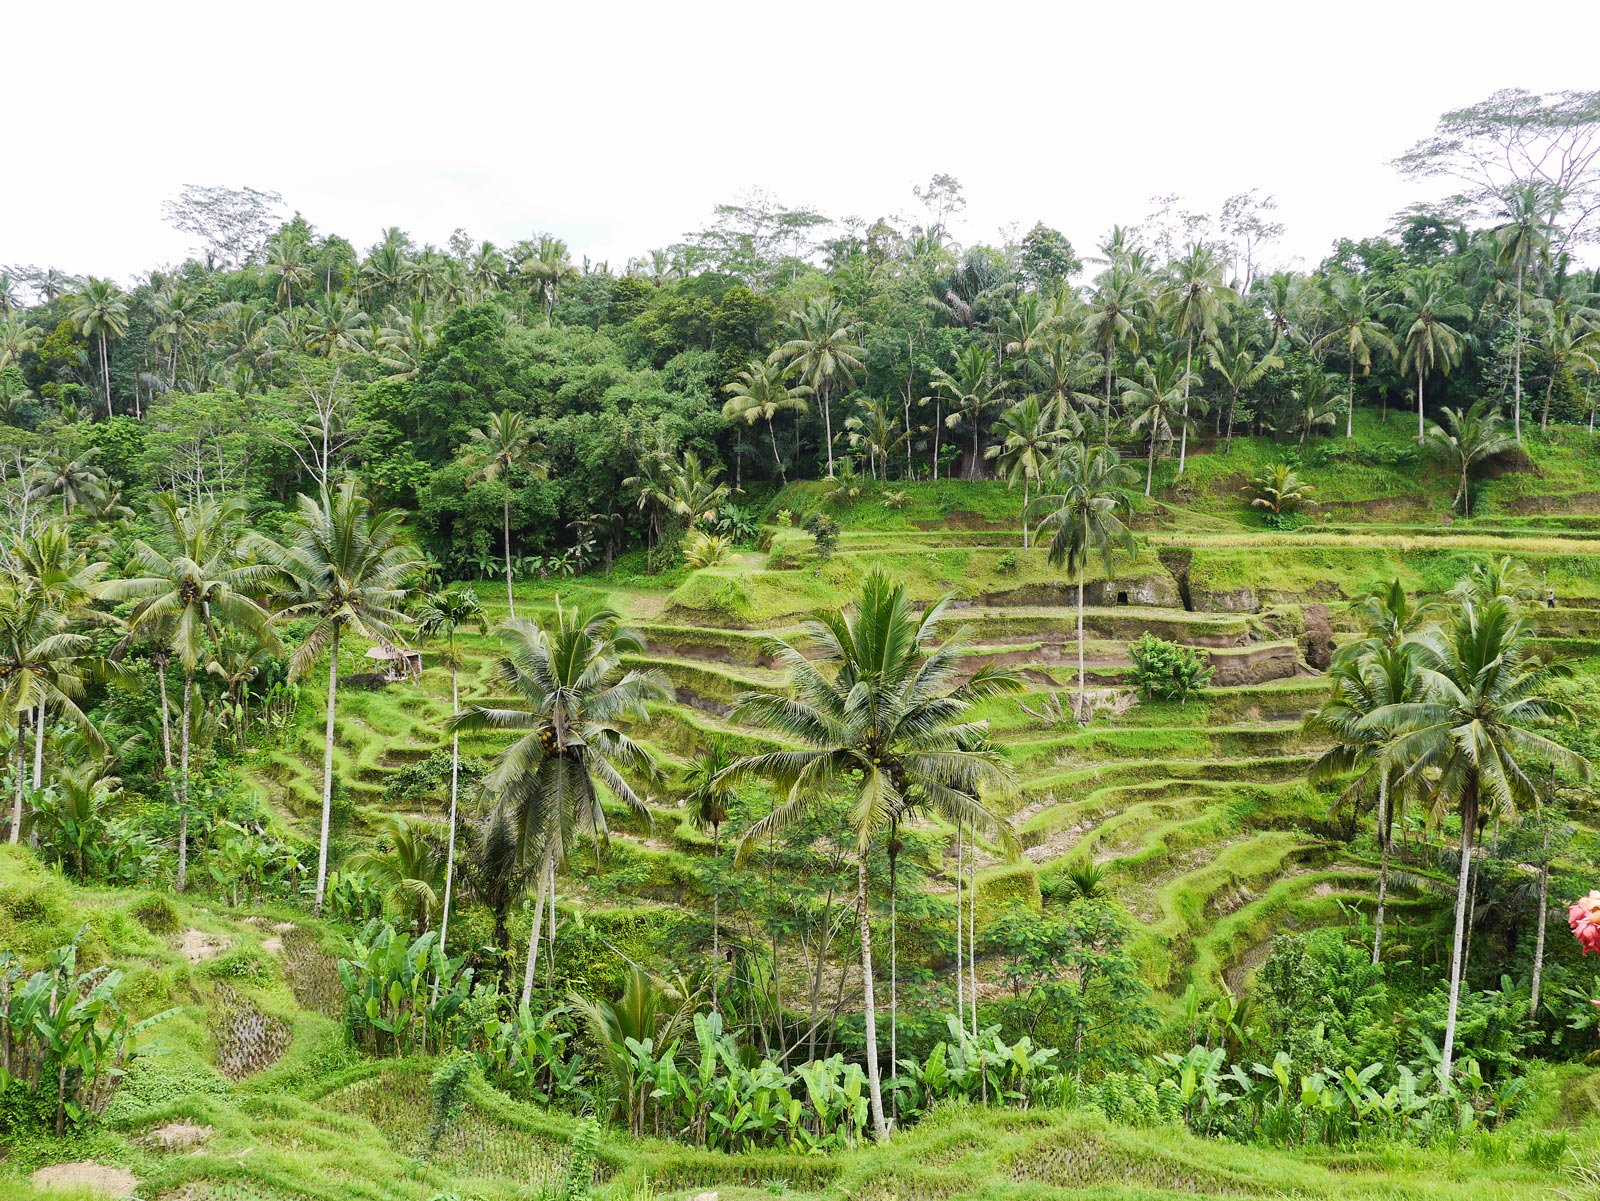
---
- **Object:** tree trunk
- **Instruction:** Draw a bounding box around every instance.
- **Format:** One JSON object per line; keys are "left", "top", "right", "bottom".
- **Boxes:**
{"left": 1020, "top": 477, "right": 1029, "bottom": 550}
{"left": 767, "top": 415, "right": 785, "bottom": 483}
{"left": 888, "top": 831, "right": 898, "bottom": 1121}
{"left": 101, "top": 332, "right": 112, "bottom": 419}
{"left": 971, "top": 408, "right": 980, "bottom": 482}
{"left": 821, "top": 382, "right": 835, "bottom": 478}
{"left": 954, "top": 822, "right": 964, "bottom": 1020}
{"left": 313, "top": 627, "right": 340, "bottom": 915}
{"left": 503, "top": 484, "right": 515, "bottom": 619}
{"left": 1178, "top": 334, "right": 1192, "bottom": 475}
{"left": 968, "top": 829, "right": 978, "bottom": 1041}
{"left": 433, "top": 655, "right": 461, "bottom": 1005}
{"left": 32, "top": 702, "right": 44, "bottom": 792}
{"left": 931, "top": 397, "right": 941, "bottom": 479}
{"left": 1438, "top": 784, "right": 1477, "bottom": 1094}
{"left": 522, "top": 841, "right": 553, "bottom": 1008}
{"left": 1372, "top": 771, "right": 1389, "bottom": 965}
{"left": 1513, "top": 261, "right": 1524, "bottom": 443}
{"left": 1145, "top": 432, "right": 1156, "bottom": 497}
{"left": 1347, "top": 360, "right": 1355, "bottom": 439}
{"left": 179, "top": 671, "right": 193, "bottom": 892}
{"left": 1530, "top": 825, "right": 1550, "bottom": 1013}
{"left": 1541, "top": 359, "right": 1556, "bottom": 434}
{"left": 1417, "top": 368, "right": 1427, "bottom": 445}
{"left": 8, "top": 715, "right": 23, "bottom": 844}
{"left": 1077, "top": 527, "right": 1088, "bottom": 725}
{"left": 857, "top": 851, "right": 888, "bottom": 1141}
{"left": 1225, "top": 387, "right": 1239, "bottom": 453}
{"left": 711, "top": 824, "right": 720, "bottom": 1015}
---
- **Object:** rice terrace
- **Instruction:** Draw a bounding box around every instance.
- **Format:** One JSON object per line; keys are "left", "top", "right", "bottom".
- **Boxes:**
{"left": 5, "top": 74, "right": 1600, "bottom": 1201}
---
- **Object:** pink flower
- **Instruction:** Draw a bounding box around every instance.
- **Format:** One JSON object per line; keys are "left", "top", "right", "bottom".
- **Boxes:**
{"left": 1570, "top": 890, "right": 1600, "bottom": 956}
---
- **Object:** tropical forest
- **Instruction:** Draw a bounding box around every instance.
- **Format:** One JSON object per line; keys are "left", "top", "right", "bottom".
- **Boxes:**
{"left": 5, "top": 86, "right": 1600, "bottom": 1201}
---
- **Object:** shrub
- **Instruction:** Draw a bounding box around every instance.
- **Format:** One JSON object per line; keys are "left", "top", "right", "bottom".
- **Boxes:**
{"left": 995, "top": 550, "right": 1019, "bottom": 576}
{"left": 683, "top": 530, "right": 736, "bottom": 569}
{"left": 338, "top": 920, "right": 474, "bottom": 1056}
{"left": 1127, "top": 633, "right": 1214, "bottom": 704}
{"left": 802, "top": 513, "right": 839, "bottom": 562}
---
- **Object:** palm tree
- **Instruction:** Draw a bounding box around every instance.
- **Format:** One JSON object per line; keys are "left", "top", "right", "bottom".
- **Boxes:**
{"left": 452, "top": 600, "right": 669, "bottom": 1006}
{"left": 104, "top": 496, "right": 275, "bottom": 888}
{"left": 457, "top": 802, "right": 538, "bottom": 955}
{"left": 520, "top": 236, "right": 578, "bottom": 323}
{"left": 1082, "top": 264, "right": 1145, "bottom": 434}
{"left": 1247, "top": 463, "right": 1314, "bottom": 516}
{"left": 0, "top": 589, "right": 99, "bottom": 845}
{"left": 683, "top": 740, "right": 737, "bottom": 1013}
{"left": 415, "top": 585, "right": 486, "bottom": 986}
{"left": 665, "top": 450, "right": 729, "bottom": 528}
{"left": 622, "top": 452, "right": 674, "bottom": 574}
{"left": 251, "top": 482, "right": 422, "bottom": 915}
{"left": 464, "top": 410, "right": 545, "bottom": 619}
{"left": 1122, "top": 353, "right": 1192, "bottom": 496}
{"left": 1492, "top": 182, "right": 1562, "bottom": 443}
{"left": 1425, "top": 401, "right": 1517, "bottom": 514}
{"left": 69, "top": 278, "right": 129, "bottom": 418}
{"left": 1314, "top": 273, "right": 1396, "bottom": 438}
{"left": 928, "top": 345, "right": 1008, "bottom": 480}
{"left": 29, "top": 447, "right": 107, "bottom": 517}
{"left": 147, "top": 285, "right": 205, "bottom": 387}
{"left": 345, "top": 815, "right": 447, "bottom": 932}
{"left": 1534, "top": 281, "right": 1600, "bottom": 433}
{"left": 1387, "top": 270, "right": 1469, "bottom": 444}
{"left": 769, "top": 297, "right": 864, "bottom": 478}
{"left": 986, "top": 395, "right": 1068, "bottom": 548}
{"left": 1208, "top": 328, "right": 1285, "bottom": 452}
{"left": 722, "top": 361, "right": 810, "bottom": 483}
{"left": 0, "top": 313, "right": 42, "bottom": 371}
{"left": 722, "top": 571, "right": 1023, "bottom": 1141}
{"left": 1161, "top": 243, "right": 1231, "bottom": 475}
{"left": 844, "top": 397, "right": 908, "bottom": 481}
{"left": 263, "top": 228, "right": 313, "bottom": 319}
{"left": 1289, "top": 372, "right": 1343, "bottom": 450}
{"left": 1378, "top": 596, "right": 1590, "bottom": 1093}
{"left": 1029, "top": 443, "right": 1139, "bottom": 723}
{"left": 1307, "top": 644, "right": 1423, "bottom": 964}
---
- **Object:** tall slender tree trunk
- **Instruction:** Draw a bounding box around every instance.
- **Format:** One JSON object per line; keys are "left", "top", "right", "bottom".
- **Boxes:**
{"left": 1416, "top": 368, "right": 1427, "bottom": 445}
{"left": 179, "top": 671, "right": 194, "bottom": 892}
{"left": 1513, "top": 262, "right": 1524, "bottom": 443}
{"left": 1541, "top": 362, "right": 1556, "bottom": 433}
{"left": 888, "top": 830, "right": 898, "bottom": 1120}
{"left": 522, "top": 842, "right": 553, "bottom": 1007}
{"left": 1145, "top": 433, "right": 1156, "bottom": 497}
{"left": 1530, "top": 825, "right": 1551, "bottom": 1013}
{"left": 1226, "top": 387, "right": 1239, "bottom": 453}
{"left": 1347, "top": 360, "right": 1356, "bottom": 439}
{"left": 434, "top": 654, "right": 462, "bottom": 1005}
{"left": 711, "top": 824, "right": 721, "bottom": 1015}
{"left": 1439, "top": 784, "right": 1477, "bottom": 1094}
{"left": 8, "top": 715, "right": 24, "bottom": 844}
{"left": 313, "top": 627, "right": 340, "bottom": 915}
{"left": 1178, "top": 334, "right": 1192, "bottom": 475}
{"left": 1077, "top": 524, "right": 1088, "bottom": 725}
{"left": 1372, "top": 771, "right": 1389, "bottom": 965}
{"left": 503, "top": 484, "right": 515, "bottom": 619}
{"left": 101, "top": 332, "right": 112, "bottom": 419}
{"left": 858, "top": 852, "right": 888, "bottom": 1141}
{"left": 931, "top": 398, "right": 942, "bottom": 479}
{"left": 32, "top": 702, "right": 44, "bottom": 792}
{"left": 971, "top": 410, "right": 980, "bottom": 481}
{"left": 954, "top": 823, "right": 964, "bottom": 1019}
{"left": 821, "top": 383, "right": 835, "bottom": 478}
{"left": 968, "top": 832, "right": 978, "bottom": 1041}
{"left": 1020, "top": 477, "right": 1030, "bottom": 550}
{"left": 767, "top": 416, "right": 785, "bottom": 482}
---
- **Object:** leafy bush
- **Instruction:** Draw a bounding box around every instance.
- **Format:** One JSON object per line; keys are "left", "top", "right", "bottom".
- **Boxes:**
{"left": 338, "top": 920, "right": 473, "bottom": 1056}
{"left": 0, "top": 926, "right": 176, "bottom": 1134}
{"left": 382, "top": 751, "right": 485, "bottom": 808}
{"left": 995, "top": 550, "right": 1019, "bottom": 576}
{"left": 1128, "top": 633, "right": 1214, "bottom": 704}
{"left": 683, "top": 530, "right": 736, "bottom": 569}
{"left": 802, "top": 513, "right": 839, "bottom": 562}
{"left": 474, "top": 1001, "right": 584, "bottom": 1106}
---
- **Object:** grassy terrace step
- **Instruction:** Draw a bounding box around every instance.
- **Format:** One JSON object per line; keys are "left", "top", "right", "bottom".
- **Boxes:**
{"left": 620, "top": 653, "right": 785, "bottom": 709}
{"left": 1003, "top": 721, "right": 1316, "bottom": 771}
{"left": 1017, "top": 753, "right": 1317, "bottom": 811}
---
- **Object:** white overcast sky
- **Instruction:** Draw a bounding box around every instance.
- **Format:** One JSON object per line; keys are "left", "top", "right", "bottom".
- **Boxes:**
{"left": 6, "top": 0, "right": 1600, "bottom": 284}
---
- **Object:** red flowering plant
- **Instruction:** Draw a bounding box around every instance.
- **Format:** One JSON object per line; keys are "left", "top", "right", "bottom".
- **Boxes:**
{"left": 1572, "top": 890, "right": 1600, "bottom": 957}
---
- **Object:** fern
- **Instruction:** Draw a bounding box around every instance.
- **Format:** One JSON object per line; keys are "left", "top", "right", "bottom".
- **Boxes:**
{"left": 559, "top": 1117, "right": 600, "bottom": 1201}
{"left": 424, "top": 1053, "right": 475, "bottom": 1158}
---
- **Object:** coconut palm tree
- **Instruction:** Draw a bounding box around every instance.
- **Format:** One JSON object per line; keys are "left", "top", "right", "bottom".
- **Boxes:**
{"left": 457, "top": 802, "right": 539, "bottom": 956}
{"left": 1122, "top": 353, "right": 1193, "bottom": 496}
{"left": 844, "top": 397, "right": 908, "bottom": 481}
{"left": 29, "top": 447, "right": 107, "bottom": 518}
{"left": 722, "top": 361, "right": 810, "bottom": 483}
{"left": 302, "top": 291, "right": 371, "bottom": 358}
{"left": 1029, "top": 443, "right": 1139, "bottom": 723}
{"left": 1289, "top": 372, "right": 1344, "bottom": 450}
{"left": 1387, "top": 270, "right": 1469, "bottom": 444}
{"left": 1492, "top": 182, "right": 1563, "bottom": 443}
{"left": 1161, "top": 243, "right": 1231, "bottom": 474}
{"left": 104, "top": 496, "right": 276, "bottom": 888}
{"left": 721, "top": 570, "right": 1023, "bottom": 1141}
{"left": 452, "top": 599, "right": 669, "bottom": 1006}
{"left": 1377, "top": 596, "right": 1590, "bottom": 1093}
{"left": 665, "top": 450, "right": 729, "bottom": 529}
{"left": 147, "top": 285, "right": 205, "bottom": 387}
{"left": 1425, "top": 401, "right": 1517, "bottom": 514}
{"left": 345, "top": 815, "right": 447, "bottom": 932}
{"left": 769, "top": 297, "right": 864, "bottom": 478}
{"left": 263, "top": 228, "right": 313, "bottom": 319}
{"left": 464, "top": 409, "right": 546, "bottom": 619}
{"left": 0, "top": 312, "right": 42, "bottom": 371}
{"left": 520, "top": 236, "right": 578, "bottom": 324}
{"left": 622, "top": 451, "right": 674, "bottom": 574}
{"left": 1314, "top": 273, "right": 1397, "bottom": 438}
{"left": 1082, "top": 263, "right": 1146, "bottom": 434}
{"left": 1533, "top": 279, "right": 1600, "bottom": 432}
{"left": 1307, "top": 644, "right": 1424, "bottom": 964}
{"left": 928, "top": 345, "right": 1008, "bottom": 480}
{"left": 986, "top": 395, "right": 1068, "bottom": 547}
{"left": 250, "top": 481, "right": 422, "bottom": 915}
{"left": 415, "top": 585, "right": 486, "bottom": 985}
{"left": 1207, "top": 327, "right": 1285, "bottom": 453}
{"left": 1247, "top": 463, "right": 1314, "bottom": 516}
{"left": 69, "top": 278, "right": 129, "bottom": 418}
{"left": 683, "top": 740, "right": 737, "bottom": 1013}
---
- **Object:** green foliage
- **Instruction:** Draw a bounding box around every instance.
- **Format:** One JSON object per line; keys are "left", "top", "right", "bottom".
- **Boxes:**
{"left": 802, "top": 512, "right": 839, "bottom": 561}
{"left": 425, "top": 1053, "right": 476, "bottom": 1157}
{"left": 0, "top": 926, "right": 176, "bottom": 1135}
{"left": 1128, "top": 633, "right": 1215, "bottom": 704}
{"left": 337, "top": 920, "right": 473, "bottom": 1056}
{"left": 559, "top": 1116, "right": 600, "bottom": 1201}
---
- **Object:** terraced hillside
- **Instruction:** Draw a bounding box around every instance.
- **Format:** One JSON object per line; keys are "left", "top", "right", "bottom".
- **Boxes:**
{"left": 238, "top": 478, "right": 1600, "bottom": 1015}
